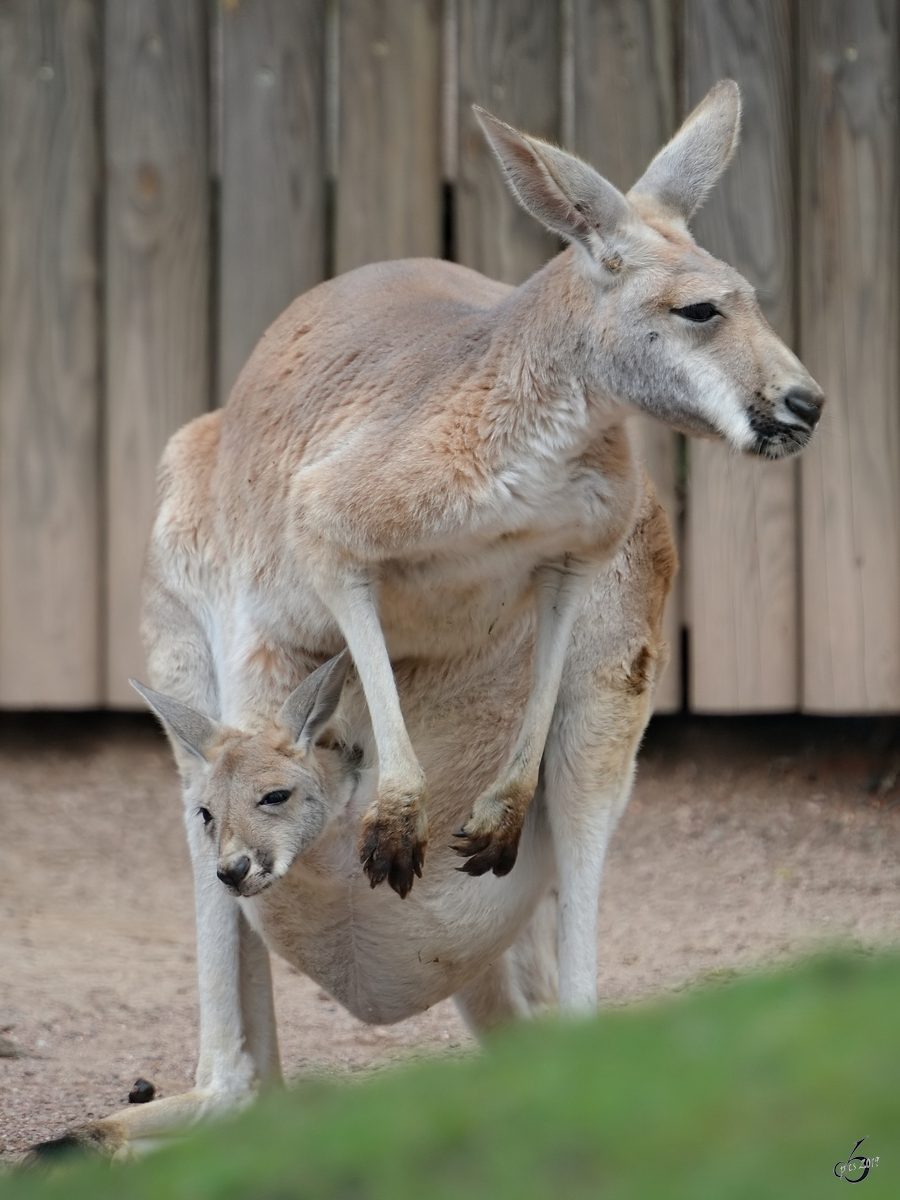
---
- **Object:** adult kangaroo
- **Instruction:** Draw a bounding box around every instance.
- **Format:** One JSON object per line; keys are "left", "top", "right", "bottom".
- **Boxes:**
{"left": 34, "top": 81, "right": 821, "bottom": 1158}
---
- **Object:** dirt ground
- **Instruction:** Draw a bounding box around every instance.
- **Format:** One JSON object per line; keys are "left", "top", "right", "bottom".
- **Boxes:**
{"left": 2, "top": 711, "right": 899, "bottom": 1161}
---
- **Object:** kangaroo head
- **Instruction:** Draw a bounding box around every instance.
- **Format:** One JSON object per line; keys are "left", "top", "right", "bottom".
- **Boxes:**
{"left": 477, "top": 79, "right": 823, "bottom": 458}
{"left": 132, "top": 652, "right": 353, "bottom": 897}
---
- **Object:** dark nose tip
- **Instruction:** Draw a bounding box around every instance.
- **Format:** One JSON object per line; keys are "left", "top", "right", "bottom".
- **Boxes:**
{"left": 217, "top": 855, "right": 251, "bottom": 888}
{"left": 783, "top": 386, "right": 823, "bottom": 428}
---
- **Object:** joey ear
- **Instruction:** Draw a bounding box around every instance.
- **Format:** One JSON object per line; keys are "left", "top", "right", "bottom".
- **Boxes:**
{"left": 279, "top": 650, "right": 351, "bottom": 753}
{"left": 474, "top": 107, "right": 630, "bottom": 260}
{"left": 629, "top": 79, "right": 740, "bottom": 222}
{"left": 129, "top": 679, "right": 224, "bottom": 763}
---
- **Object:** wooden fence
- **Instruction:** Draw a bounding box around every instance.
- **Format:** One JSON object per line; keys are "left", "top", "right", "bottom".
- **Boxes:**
{"left": 0, "top": 0, "right": 897, "bottom": 713}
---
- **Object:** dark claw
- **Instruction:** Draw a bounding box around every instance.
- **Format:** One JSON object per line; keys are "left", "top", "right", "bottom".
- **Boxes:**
{"left": 362, "top": 854, "right": 390, "bottom": 889}
{"left": 455, "top": 839, "right": 520, "bottom": 878}
{"left": 367, "top": 864, "right": 389, "bottom": 888}
{"left": 451, "top": 832, "right": 492, "bottom": 858}
{"left": 388, "top": 859, "right": 414, "bottom": 899}
{"left": 492, "top": 843, "right": 519, "bottom": 876}
{"left": 457, "top": 857, "right": 491, "bottom": 877}
{"left": 359, "top": 829, "right": 388, "bottom": 887}
{"left": 452, "top": 828, "right": 468, "bottom": 839}
{"left": 361, "top": 847, "right": 385, "bottom": 885}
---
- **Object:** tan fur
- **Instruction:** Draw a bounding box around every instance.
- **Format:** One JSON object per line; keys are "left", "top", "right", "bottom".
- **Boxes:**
{"left": 31, "top": 81, "right": 821, "bottom": 1158}
{"left": 33, "top": 481, "right": 673, "bottom": 1160}
{"left": 141, "top": 87, "right": 818, "bottom": 896}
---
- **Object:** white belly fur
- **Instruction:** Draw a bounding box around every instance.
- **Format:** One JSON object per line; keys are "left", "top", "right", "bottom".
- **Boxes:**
{"left": 245, "top": 796, "right": 554, "bottom": 1025}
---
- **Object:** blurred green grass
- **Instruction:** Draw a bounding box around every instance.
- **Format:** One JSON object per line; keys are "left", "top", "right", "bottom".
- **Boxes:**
{"left": 3, "top": 952, "right": 897, "bottom": 1199}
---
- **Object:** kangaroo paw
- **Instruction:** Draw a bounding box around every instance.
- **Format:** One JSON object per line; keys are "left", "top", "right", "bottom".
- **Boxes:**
{"left": 359, "top": 796, "right": 428, "bottom": 898}
{"left": 452, "top": 780, "right": 533, "bottom": 877}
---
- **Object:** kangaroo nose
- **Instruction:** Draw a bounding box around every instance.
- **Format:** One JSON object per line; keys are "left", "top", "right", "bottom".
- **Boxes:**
{"left": 217, "top": 856, "right": 251, "bottom": 889}
{"left": 783, "top": 386, "right": 823, "bottom": 428}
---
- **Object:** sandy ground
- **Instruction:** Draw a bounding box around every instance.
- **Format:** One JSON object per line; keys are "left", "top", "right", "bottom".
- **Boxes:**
{"left": 2, "top": 711, "right": 900, "bottom": 1160}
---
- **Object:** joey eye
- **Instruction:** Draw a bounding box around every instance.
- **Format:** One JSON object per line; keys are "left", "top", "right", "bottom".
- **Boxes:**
{"left": 671, "top": 302, "right": 720, "bottom": 323}
{"left": 198, "top": 807, "right": 213, "bottom": 826}
{"left": 259, "top": 789, "right": 292, "bottom": 807}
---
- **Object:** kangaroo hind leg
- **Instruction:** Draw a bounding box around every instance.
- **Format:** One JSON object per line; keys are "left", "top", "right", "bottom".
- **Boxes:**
{"left": 547, "top": 486, "right": 675, "bottom": 1013}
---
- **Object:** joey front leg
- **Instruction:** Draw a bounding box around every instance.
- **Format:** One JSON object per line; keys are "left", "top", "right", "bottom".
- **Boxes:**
{"left": 190, "top": 822, "right": 279, "bottom": 1095}
{"left": 455, "top": 561, "right": 596, "bottom": 876}
{"left": 28, "top": 809, "right": 278, "bottom": 1161}
{"left": 319, "top": 572, "right": 427, "bottom": 897}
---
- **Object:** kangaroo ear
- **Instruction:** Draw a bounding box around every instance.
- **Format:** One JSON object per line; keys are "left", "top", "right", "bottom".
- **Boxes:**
{"left": 130, "top": 679, "right": 224, "bottom": 763}
{"left": 630, "top": 79, "right": 740, "bottom": 222}
{"left": 475, "top": 107, "right": 630, "bottom": 262}
{"left": 279, "top": 650, "right": 352, "bottom": 753}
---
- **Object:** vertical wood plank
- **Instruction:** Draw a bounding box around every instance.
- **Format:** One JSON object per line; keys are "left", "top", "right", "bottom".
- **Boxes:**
{"left": 456, "top": 0, "right": 560, "bottom": 283}
{"left": 105, "top": 1, "right": 210, "bottom": 705}
{"left": 0, "top": 0, "right": 101, "bottom": 706}
{"left": 572, "top": 0, "right": 676, "bottom": 194}
{"left": 799, "top": 2, "right": 900, "bottom": 711}
{"left": 572, "top": 0, "right": 682, "bottom": 711}
{"left": 336, "top": 0, "right": 442, "bottom": 272}
{"left": 218, "top": 0, "right": 327, "bottom": 402}
{"left": 684, "top": 0, "right": 799, "bottom": 711}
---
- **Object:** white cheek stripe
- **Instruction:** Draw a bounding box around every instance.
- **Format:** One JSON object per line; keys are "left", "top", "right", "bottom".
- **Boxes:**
{"left": 690, "top": 359, "right": 755, "bottom": 451}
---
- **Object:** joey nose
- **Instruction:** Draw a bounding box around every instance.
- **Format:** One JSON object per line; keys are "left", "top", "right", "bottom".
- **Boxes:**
{"left": 217, "top": 856, "right": 251, "bottom": 889}
{"left": 783, "top": 387, "right": 823, "bottom": 428}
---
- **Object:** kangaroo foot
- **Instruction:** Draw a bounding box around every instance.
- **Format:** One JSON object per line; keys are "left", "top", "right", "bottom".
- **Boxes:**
{"left": 25, "top": 1086, "right": 236, "bottom": 1164}
{"left": 26, "top": 1120, "right": 128, "bottom": 1164}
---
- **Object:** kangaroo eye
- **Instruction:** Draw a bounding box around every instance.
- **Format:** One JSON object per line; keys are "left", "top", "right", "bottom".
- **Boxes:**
{"left": 198, "top": 807, "right": 213, "bottom": 826}
{"left": 259, "top": 789, "right": 292, "bottom": 807}
{"left": 672, "top": 302, "right": 720, "bottom": 323}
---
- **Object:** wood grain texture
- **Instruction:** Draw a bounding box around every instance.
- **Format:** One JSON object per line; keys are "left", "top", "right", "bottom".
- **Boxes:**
{"left": 456, "top": 0, "right": 560, "bottom": 282}
{"left": 571, "top": 0, "right": 676, "bottom": 193}
{"left": 104, "top": 0, "right": 210, "bottom": 706}
{"left": 572, "top": 0, "right": 681, "bottom": 711}
{"left": 218, "top": 0, "right": 327, "bottom": 402}
{"left": 0, "top": 0, "right": 101, "bottom": 706}
{"left": 336, "top": 0, "right": 442, "bottom": 272}
{"left": 799, "top": 1, "right": 900, "bottom": 711}
{"left": 684, "top": 0, "right": 799, "bottom": 711}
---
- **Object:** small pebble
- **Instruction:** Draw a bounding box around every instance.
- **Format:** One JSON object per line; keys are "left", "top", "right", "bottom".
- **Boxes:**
{"left": 128, "top": 1078, "right": 156, "bottom": 1104}
{"left": 0, "top": 1036, "right": 24, "bottom": 1059}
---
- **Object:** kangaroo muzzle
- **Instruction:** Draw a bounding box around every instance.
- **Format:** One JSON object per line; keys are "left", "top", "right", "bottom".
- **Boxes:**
{"left": 217, "top": 855, "right": 251, "bottom": 891}
{"left": 782, "top": 385, "right": 824, "bottom": 430}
